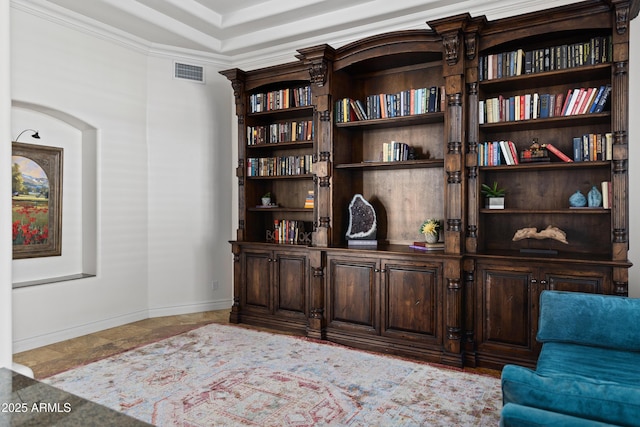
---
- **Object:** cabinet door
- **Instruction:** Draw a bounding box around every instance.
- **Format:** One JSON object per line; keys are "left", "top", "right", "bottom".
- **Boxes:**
{"left": 273, "top": 250, "right": 307, "bottom": 319}
{"left": 243, "top": 249, "right": 272, "bottom": 313}
{"left": 476, "top": 264, "right": 541, "bottom": 365}
{"left": 382, "top": 260, "right": 441, "bottom": 344}
{"left": 545, "top": 268, "right": 608, "bottom": 294}
{"left": 326, "top": 254, "right": 379, "bottom": 335}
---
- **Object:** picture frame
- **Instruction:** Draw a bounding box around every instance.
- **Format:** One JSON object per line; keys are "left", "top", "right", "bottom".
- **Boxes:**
{"left": 12, "top": 142, "right": 63, "bottom": 259}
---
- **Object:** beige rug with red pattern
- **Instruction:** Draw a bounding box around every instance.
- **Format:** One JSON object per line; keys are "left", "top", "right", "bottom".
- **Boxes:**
{"left": 45, "top": 323, "right": 501, "bottom": 426}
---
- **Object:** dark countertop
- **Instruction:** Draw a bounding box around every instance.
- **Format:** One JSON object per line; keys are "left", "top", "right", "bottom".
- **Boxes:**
{"left": 0, "top": 368, "right": 153, "bottom": 426}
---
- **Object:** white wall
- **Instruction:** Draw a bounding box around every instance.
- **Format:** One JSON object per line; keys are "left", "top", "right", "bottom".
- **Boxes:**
{"left": 10, "top": 7, "right": 151, "bottom": 351}
{"left": 9, "top": 6, "right": 234, "bottom": 353}
{"left": 146, "top": 55, "right": 233, "bottom": 316}
{"left": 1, "top": 0, "right": 13, "bottom": 368}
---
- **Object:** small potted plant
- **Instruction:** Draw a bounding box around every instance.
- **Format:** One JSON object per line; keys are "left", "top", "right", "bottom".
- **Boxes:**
{"left": 420, "top": 218, "right": 441, "bottom": 244}
{"left": 481, "top": 181, "right": 506, "bottom": 209}
{"left": 261, "top": 192, "right": 272, "bottom": 206}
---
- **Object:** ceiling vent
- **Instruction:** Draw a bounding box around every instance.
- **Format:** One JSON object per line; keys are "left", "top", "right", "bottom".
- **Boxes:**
{"left": 174, "top": 62, "right": 204, "bottom": 83}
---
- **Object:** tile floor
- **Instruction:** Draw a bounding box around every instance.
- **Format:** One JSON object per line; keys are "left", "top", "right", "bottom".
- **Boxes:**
{"left": 13, "top": 310, "right": 229, "bottom": 379}
{"left": 14, "top": 310, "right": 500, "bottom": 380}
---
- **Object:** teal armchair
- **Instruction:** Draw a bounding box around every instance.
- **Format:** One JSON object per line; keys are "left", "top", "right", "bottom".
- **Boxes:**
{"left": 500, "top": 290, "right": 640, "bottom": 426}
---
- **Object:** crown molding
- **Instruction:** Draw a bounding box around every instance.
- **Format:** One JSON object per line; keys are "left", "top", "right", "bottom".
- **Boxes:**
{"left": 11, "top": 0, "right": 151, "bottom": 54}
{"left": 12, "top": 0, "right": 587, "bottom": 69}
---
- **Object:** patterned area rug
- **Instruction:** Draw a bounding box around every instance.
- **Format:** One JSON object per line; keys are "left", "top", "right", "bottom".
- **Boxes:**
{"left": 44, "top": 324, "right": 502, "bottom": 426}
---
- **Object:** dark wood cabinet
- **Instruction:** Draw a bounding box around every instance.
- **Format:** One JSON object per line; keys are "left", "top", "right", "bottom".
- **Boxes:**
{"left": 325, "top": 253, "right": 379, "bottom": 335}
{"left": 472, "top": 258, "right": 615, "bottom": 368}
{"left": 223, "top": 0, "right": 638, "bottom": 369}
{"left": 324, "top": 249, "right": 448, "bottom": 362}
{"left": 231, "top": 243, "right": 309, "bottom": 333}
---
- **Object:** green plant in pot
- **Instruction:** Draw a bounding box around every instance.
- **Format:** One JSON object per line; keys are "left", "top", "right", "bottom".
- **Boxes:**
{"left": 420, "top": 218, "right": 441, "bottom": 244}
{"left": 481, "top": 182, "right": 506, "bottom": 209}
{"left": 261, "top": 192, "right": 272, "bottom": 206}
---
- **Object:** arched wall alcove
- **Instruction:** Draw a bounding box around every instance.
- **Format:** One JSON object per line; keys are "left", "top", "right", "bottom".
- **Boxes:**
{"left": 11, "top": 100, "right": 97, "bottom": 286}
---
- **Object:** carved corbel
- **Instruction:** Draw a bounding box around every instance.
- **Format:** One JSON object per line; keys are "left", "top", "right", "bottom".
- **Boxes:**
{"left": 616, "top": 4, "right": 630, "bottom": 34}
{"left": 443, "top": 32, "right": 461, "bottom": 66}
{"left": 309, "top": 60, "right": 329, "bottom": 87}
{"left": 464, "top": 33, "right": 477, "bottom": 60}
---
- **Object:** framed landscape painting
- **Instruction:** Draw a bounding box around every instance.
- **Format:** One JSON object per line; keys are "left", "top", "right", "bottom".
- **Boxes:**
{"left": 12, "top": 142, "right": 63, "bottom": 259}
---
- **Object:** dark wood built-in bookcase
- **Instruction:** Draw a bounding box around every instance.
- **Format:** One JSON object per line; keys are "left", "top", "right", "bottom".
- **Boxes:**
{"left": 222, "top": 0, "right": 639, "bottom": 369}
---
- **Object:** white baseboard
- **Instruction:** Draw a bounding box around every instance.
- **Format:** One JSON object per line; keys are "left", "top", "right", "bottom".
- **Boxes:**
{"left": 13, "top": 309, "right": 149, "bottom": 353}
{"left": 12, "top": 298, "right": 233, "bottom": 354}
{"left": 148, "top": 299, "right": 232, "bottom": 318}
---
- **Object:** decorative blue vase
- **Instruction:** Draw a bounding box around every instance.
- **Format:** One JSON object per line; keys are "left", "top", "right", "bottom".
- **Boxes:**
{"left": 588, "top": 185, "right": 602, "bottom": 207}
{"left": 569, "top": 191, "right": 587, "bottom": 207}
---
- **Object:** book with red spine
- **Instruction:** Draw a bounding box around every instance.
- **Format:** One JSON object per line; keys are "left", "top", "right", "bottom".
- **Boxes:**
{"left": 545, "top": 143, "right": 573, "bottom": 162}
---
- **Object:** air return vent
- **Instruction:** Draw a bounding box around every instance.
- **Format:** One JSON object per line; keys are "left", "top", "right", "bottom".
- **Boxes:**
{"left": 174, "top": 62, "right": 204, "bottom": 83}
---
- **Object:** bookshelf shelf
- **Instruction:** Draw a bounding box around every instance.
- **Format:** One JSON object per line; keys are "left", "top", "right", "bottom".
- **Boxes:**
{"left": 246, "top": 174, "right": 313, "bottom": 180}
{"left": 247, "top": 105, "right": 314, "bottom": 119}
{"left": 335, "top": 159, "right": 444, "bottom": 170}
{"left": 479, "top": 112, "right": 610, "bottom": 131}
{"left": 479, "top": 160, "right": 610, "bottom": 171}
{"left": 479, "top": 63, "right": 611, "bottom": 92}
{"left": 248, "top": 207, "right": 313, "bottom": 213}
{"left": 335, "top": 112, "right": 445, "bottom": 129}
{"left": 247, "top": 141, "right": 314, "bottom": 150}
{"left": 480, "top": 208, "right": 610, "bottom": 215}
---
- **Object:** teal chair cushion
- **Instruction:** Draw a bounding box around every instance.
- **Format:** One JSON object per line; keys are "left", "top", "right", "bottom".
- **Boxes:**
{"left": 502, "top": 361, "right": 640, "bottom": 426}
{"left": 537, "top": 291, "right": 640, "bottom": 351}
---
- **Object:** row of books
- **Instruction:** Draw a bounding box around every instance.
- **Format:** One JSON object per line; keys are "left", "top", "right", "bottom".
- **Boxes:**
{"left": 479, "top": 133, "right": 613, "bottom": 167}
{"left": 247, "top": 120, "right": 314, "bottom": 145}
{"left": 478, "top": 141, "right": 519, "bottom": 166}
{"left": 572, "top": 133, "right": 613, "bottom": 162}
{"left": 479, "top": 36, "right": 612, "bottom": 81}
{"left": 479, "top": 85, "right": 610, "bottom": 124}
{"left": 335, "top": 86, "right": 444, "bottom": 123}
{"left": 248, "top": 85, "right": 312, "bottom": 113}
{"left": 382, "top": 141, "right": 411, "bottom": 162}
{"left": 267, "top": 220, "right": 309, "bottom": 245}
{"left": 247, "top": 155, "right": 314, "bottom": 177}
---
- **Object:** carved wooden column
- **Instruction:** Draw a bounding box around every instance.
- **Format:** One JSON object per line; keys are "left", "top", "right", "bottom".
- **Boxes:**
{"left": 219, "top": 69, "right": 247, "bottom": 242}
{"left": 306, "top": 249, "right": 325, "bottom": 339}
{"left": 229, "top": 242, "right": 242, "bottom": 323}
{"left": 297, "top": 45, "right": 336, "bottom": 249}
{"left": 429, "top": 15, "right": 472, "bottom": 366}
{"left": 463, "top": 17, "right": 484, "bottom": 255}
{"left": 462, "top": 17, "right": 484, "bottom": 366}
{"left": 297, "top": 45, "right": 335, "bottom": 337}
{"left": 611, "top": 1, "right": 633, "bottom": 296}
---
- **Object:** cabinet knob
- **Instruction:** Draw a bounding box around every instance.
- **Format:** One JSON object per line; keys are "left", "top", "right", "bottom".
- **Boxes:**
{"left": 531, "top": 279, "right": 537, "bottom": 284}
{"left": 540, "top": 280, "right": 547, "bottom": 285}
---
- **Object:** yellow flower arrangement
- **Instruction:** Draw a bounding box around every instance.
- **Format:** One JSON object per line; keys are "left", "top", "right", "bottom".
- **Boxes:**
{"left": 420, "top": 218, "right": 441, "bottom": 236}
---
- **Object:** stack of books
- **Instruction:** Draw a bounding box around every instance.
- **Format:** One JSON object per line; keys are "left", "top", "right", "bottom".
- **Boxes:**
{"left": 304, "top": 190, "right": 314, "bottom": 209}
{"left": 409, "top": 241, "right": 444, "bottom": 251}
